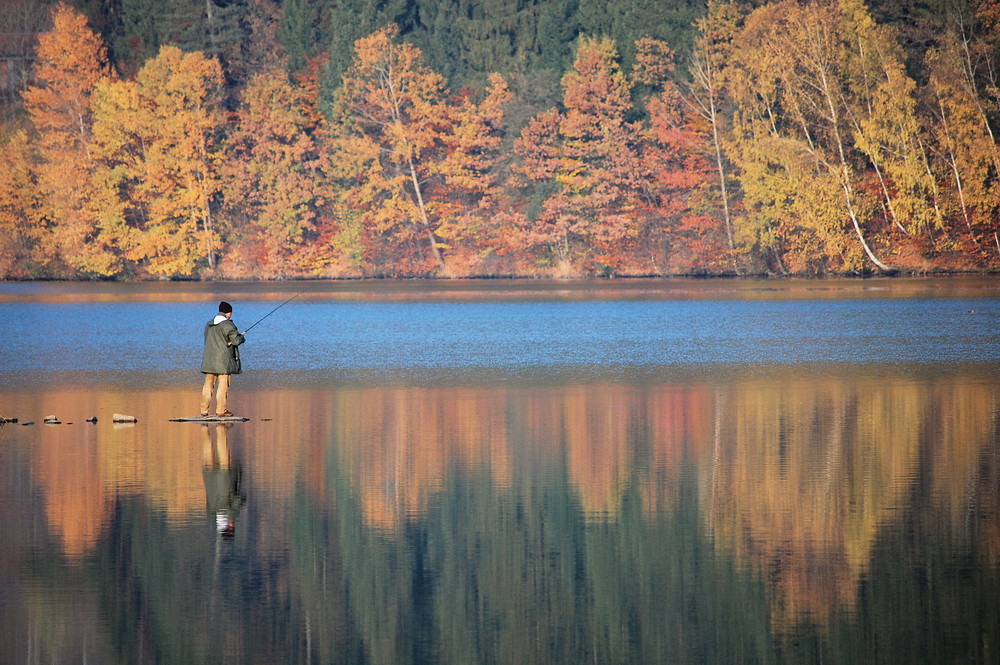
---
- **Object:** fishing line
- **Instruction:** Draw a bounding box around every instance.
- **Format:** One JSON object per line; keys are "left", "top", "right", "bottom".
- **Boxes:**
{"left": 243, "top": 292, "right": 301, "bottom": 333}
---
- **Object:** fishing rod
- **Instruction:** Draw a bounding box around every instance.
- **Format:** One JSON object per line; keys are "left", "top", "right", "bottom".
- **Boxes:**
{"left": 243, "top": 292, "right": 301, "bottom": 334}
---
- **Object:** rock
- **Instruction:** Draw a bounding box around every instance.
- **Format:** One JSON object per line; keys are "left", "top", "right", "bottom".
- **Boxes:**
{"left": 43, "top": 415, "right": 61, "bottom": 424}
{"left": 112, "top": 413, "right": 138, "bottom": 423}
{"left": 0, "top": 417, "right": 18, "bottom": 425}
{"left": 21, "top": 421, "right": 34, "bottom": 426}
{"left": 86, "top": 416, "right": 98, "bottom": 424}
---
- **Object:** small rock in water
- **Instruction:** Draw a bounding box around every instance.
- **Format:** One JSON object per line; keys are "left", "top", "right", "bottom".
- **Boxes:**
{"left": 112, "top": 413, "right": 138, "bottom": 423}
{"left": 0, "top": 417, "right": 18, "bottom": 425}
{"left": 21, "top": 421, "right": 34, "bottom": 426}
{"left": 43, "top": 415, "right": 61, "bottom": 424}
{"left": 86, "top": 416, "right": 98, "bottom": 424}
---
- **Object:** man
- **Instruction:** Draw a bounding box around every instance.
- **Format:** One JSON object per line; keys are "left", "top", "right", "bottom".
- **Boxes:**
{"left": 200, "top": 301, "right": 246, "bottom": 417}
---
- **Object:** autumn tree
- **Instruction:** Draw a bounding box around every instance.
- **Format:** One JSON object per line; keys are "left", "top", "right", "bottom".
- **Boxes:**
{"left": 513, "top": 37, "right": 650, "bottom": 274}
{"left": 922, "top": 12, "right": 1000, "bottom": 261}
{"left": 435, "top": 73, "right": 513, "bottom": 270}
{"left": 22, "top": 2, "right": 120, "bottom": 276}
{"left": 223, "top": 67, "right": 333, "bottom": 276}
{"left": 331, "top": 25, "right": 453, "bottom": 273}
{"left": 726, "top": 0, "right": 899, "bottom": 273}
{"left": 90, "top": 45, "right": 225, "bottom": 277}
{"left": 9, "top": 0, "right": 1000, "bottom": 278}
{"left": 684, "top": 0, "right": 741, "bottom": 251}
{"left": 840, "top": 0, "right": 941, "bottom": 240}
{"left": 726, "top": 2, "right": 842, "bottom": 273}
{"left": 0, "top": 131, "right": 44, "bottom": 278}
{"left": 782, "top": 0, "right": 895, "bottom": 272}
{"left": 635, "top": 38, "right": 730, "bottom": 274}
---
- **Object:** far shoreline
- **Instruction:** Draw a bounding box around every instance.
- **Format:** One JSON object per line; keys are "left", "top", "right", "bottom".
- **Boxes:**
{"left": 1, "top": 273, "right": 997, "bottom": 304}
{"left": 2, "top": 268, "right": 999, "bottom": 283}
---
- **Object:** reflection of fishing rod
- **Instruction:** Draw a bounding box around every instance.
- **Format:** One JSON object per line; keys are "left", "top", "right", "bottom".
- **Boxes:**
{"left": 243, "top": 293, "right": 301, "bottom": 333}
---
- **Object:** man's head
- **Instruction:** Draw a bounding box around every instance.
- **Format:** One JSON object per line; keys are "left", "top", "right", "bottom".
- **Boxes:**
{"left": 219, "top": 301, "right": 233, "bottom": 317}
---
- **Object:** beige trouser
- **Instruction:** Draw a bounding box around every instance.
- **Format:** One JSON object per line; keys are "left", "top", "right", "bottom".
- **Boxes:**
{"left": 200, "top": 373, "right": 231, "bottom": 415}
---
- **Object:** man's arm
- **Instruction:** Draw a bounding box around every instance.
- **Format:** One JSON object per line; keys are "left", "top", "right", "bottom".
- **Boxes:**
{"left": 225, "top": 322, "right": 246, "bottom": 346}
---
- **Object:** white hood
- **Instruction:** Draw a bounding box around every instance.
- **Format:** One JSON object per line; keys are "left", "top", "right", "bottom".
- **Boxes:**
{"left": 213, "top": 314, "right": 228, "bottom": 325}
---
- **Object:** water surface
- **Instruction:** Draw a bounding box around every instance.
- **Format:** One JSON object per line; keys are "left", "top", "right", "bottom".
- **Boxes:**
{"left": 0, "top": 278, "right": 998, "bottom": 664}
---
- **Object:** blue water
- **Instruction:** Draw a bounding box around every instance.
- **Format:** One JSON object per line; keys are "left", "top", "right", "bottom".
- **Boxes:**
{"left": 2, "top": 295, "right": 997, "bottom": 377}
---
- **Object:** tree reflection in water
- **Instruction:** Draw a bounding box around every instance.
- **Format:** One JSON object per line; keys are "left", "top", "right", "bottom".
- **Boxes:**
{"left": 2, "top": 369, "right": 999, "bottom": 664}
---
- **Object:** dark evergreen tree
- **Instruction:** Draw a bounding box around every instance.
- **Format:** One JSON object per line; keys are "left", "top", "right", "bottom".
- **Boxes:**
{"left": 277, "top": 0, "right": 320, "bottom": 70}
{"left": 159, "top": 0, "right": 248, "bottom": 67}
{"left": 0, "top": 0, "right": 52, "bottom": 121}
{"left": 576, "top": 0, "right": 700, "bottom": 72}
{"left": 100, "top": 0, "right": 167, "bottom": 74}
{"left": 82, "top": 0, "right": 252, "bottom": 77}
{"left": 535, "top": 0, "right": 580, "bottom": 73}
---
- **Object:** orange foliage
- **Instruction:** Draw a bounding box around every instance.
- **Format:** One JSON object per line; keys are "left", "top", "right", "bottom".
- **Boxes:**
{"left": 223, "top": 68, "right": 332, "bottom": 276}
{"left": 22, "top": 3, "right": 118, "bottom": 276}
{"left": 435, "top": 74, "right": 514, "bottom": 272}
{"left": 0, "top": 131, "right": 43, "bottom": 277}
{"left": 4, "top": 10, "right": 1000, "bottom": 279}
{"left": 22, "top": 3, "right": 108, "bottom": 155}
{"left": 645, "top": 82, "right": 728, "bottom": 273}
{"left": 513, "top": 38, "right": 653, "bottom": 275}
{"left": 332, "top": 26, "right": 453, "bottom": 274}
{"left": 90, "top": 46, "right": 225, "bottom": 277}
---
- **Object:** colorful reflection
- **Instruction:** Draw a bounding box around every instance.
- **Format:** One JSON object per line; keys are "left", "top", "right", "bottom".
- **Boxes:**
{"left": 1, "top": 370, "right": 998, "bottom": 663}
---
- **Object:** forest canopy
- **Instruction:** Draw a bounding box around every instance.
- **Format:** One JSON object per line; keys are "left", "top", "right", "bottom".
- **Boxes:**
{"left": 1, "top": 0, "right": 999, "bottom": 279}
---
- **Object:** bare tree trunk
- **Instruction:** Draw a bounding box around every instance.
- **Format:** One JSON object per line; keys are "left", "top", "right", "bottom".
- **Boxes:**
{"left": 933, "top": 91, "right": 973, "bottom": 231}
{"left": 407, "top": 154, "right": 445, "bottom": 269}
{"left": 689, "top": 53, "right": 734, "bottom": 249}
{"left": 196, "top": 137, "right": 216, "bottom": 270}
{"left": 948, "top": 150, "right": 972, "bottom": 232}
{"left": 382, "top": 63, "right": 446, "bottom": 271}
{"left": 202, "top": 205, "right": 216, "bottom": 269}
{"left": 710, "top": 102, "right": 735, "bottom": 249}
{"left": 956, "top": 27, "right": 1000, "bottom": 176}
{"left": 842, "top": 182, "right": 892, "bottom": 271}
{"left": 847, "top": 34, "right": 907, "bottom": 236}
{"left": 818, "top": 67, "right": 893, "bottom": 272}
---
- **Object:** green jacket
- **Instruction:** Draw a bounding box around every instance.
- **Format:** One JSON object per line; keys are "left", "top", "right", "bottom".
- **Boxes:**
{"left": 201, "top": 315, "right": 245, "bottom": 375}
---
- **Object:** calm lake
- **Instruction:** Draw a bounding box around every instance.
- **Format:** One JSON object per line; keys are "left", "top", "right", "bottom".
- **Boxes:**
{"left": 1, "top": 277, "right": 998, "bottom": 665}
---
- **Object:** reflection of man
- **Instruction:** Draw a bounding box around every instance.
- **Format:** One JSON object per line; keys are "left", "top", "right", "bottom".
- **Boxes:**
{"left": 200, "top": 301, "right": 245, "bottom": 417}
{"left": 201, "top": 424, "right": 243, "bottom": 537}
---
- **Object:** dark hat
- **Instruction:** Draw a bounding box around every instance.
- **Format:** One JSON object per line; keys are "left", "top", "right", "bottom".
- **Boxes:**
{"left": 219, "top": 301, "right": 233, "bottom": 314}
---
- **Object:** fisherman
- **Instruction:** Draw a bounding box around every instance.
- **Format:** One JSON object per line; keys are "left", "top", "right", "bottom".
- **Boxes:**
{"left": 200, "top": 301, "right": 246, "bottom": 417}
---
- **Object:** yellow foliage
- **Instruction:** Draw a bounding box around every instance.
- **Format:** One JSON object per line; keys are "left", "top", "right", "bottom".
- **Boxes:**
{"left": 89, "top": 46, "right": 226, "bottom": 277}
